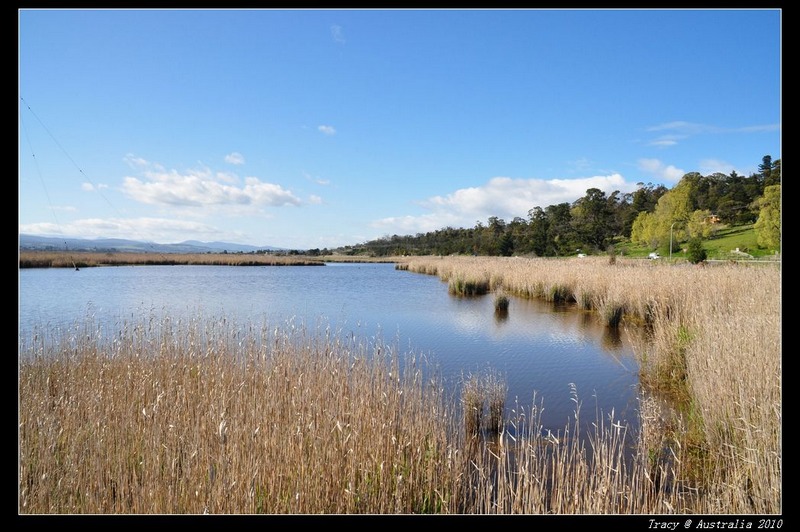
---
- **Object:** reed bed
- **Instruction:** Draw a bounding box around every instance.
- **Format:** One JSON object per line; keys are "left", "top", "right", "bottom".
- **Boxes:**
{"left": 396, "top": 255, "right": 782, "bottom": 514}
{"left": 20, "top": 317, "right": 458, "bottom": 514}
{"left": 19, "top": 255, "right": 780, "bottom": 514}
{"left": 21, "top": 313, "right": 695, "bottom": 515}
{"left": 18, "top": 251, "right": 326, "bottom": 268}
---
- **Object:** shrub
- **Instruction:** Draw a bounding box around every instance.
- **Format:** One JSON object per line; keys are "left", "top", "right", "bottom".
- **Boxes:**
{"left": 687, "top": 238, "right": 707, "bottom": 264}
{"left": 494, "top": 294, "right": 510, "bottom": 312}
{"left": 607, "top": 245, "right": 617, "bottom": 265}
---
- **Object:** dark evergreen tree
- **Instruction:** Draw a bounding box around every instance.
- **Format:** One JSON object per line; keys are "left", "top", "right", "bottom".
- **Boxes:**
{"left": 545, "top": 203, "right": 576, "bottom": 256}
{"left": 687, "top": 237, "right": 707, "bottom": 264}
{"left": 765, "top": 158, "right": 781, "bottom": 187}
{"left": 527, "top": 206, "right": 550, "bottom": 257}
{"left": 498, "top": 231, "right": 515, "bottom": 256}
{"left": 571, "top": 188, "right": 615, "bottom": 250}
{"left": 758, "top": 155, "right": 773, "bottom": 184}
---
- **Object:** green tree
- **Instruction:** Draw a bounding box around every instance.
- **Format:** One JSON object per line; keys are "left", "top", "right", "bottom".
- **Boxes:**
{"left": 693, "top": 172, "right": 727, "bottom": 213}
{"left": 758, "top": 155, "right": 773, "bottom": 183}
{"left": 686, "top": 237, "right": 707, "bottom": 264}
{"left": 546, "top": 203, "right": 576, "bottom": 256}
{"left": 629, "top": 211, "right": 646, "bottom": 247}
{"left": 623, "top": 182, "right": 667, "bottom": 237}
{"left": 643, "top": 177, "right": 694, "bottom": 250}
{"left": 507, "top": 217, "right": 529, "bottom": 254}
{"left": 765, "top": 158, "right": 781, "bottom": 187}
{"left": 527, "top": 206, "right": 550, "bottom": 257}
{"left": 630, "top": 211, "right": 659, "bottom": 249}
{"left": 716, "top": 170, "right": 756, "bottom": 224}
{"left": 480, "top": 216, "right": 506, "bottom": 255}
{"left": 754, "top": 184, "right": 781, "bottom": 251}
{"left": 498, "top": 231, "right": 515, "bottom": 256}
{"left": 571, "top": 188, "right": 614, "bottom": 250}
{"left": 686, "top": 209, "right": 716, "bottom": 240}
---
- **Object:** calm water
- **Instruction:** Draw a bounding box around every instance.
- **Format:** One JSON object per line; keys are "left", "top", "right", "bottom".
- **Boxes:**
{"left": 18, "top": 262, "right": 642, "bottom": 433}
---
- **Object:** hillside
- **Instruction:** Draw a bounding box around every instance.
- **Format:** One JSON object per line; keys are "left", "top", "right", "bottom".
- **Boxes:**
{"left": 18, "top": 234, "right": 283, "bottom": 254}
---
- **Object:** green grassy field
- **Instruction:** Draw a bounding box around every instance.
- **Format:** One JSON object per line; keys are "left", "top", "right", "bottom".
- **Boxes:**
{"left": 616, "top": 223, "right": 779, "bottom": 261}
{"left": 700, "top": 223, "right": 776, "bottom": 259}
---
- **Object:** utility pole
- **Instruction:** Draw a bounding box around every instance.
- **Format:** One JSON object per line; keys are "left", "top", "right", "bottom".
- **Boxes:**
{"left": 670, "top": 222, "right": 677, "bottom": 260}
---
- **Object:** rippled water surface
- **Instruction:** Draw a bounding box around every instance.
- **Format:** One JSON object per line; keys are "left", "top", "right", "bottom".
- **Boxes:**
{"left": 19, "top": 262, "right": 642, "bottom": 432}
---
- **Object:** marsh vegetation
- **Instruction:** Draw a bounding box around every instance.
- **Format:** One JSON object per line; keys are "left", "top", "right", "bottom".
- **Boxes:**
{"left": 18, "top": 255, "right": 780, "bottom": 514}
{"left": 18, "top": 250, "right": 328, "bottom": 269}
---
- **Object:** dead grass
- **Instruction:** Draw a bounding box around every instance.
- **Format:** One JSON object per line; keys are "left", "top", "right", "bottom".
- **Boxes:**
{"left": 18, "top": 250, "right": 327, "bottom": 268}
{"left": 18, "top": 254, "right": 780, "bottom": 514}
{"left": 397, "top": 255, "right": 781, "bottom": 514}
{"left": 20, "top": 313, "right": 683, "bottom": 514}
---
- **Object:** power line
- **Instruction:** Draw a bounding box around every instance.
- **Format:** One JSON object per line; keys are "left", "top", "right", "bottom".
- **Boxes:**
{"left": 19, "top": 97, "right": 168, "bottom": 259}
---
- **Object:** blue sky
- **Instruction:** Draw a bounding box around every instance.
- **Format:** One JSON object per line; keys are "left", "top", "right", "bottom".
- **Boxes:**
{"left": 18, "top": 8, "right": 781, "bottom": 250}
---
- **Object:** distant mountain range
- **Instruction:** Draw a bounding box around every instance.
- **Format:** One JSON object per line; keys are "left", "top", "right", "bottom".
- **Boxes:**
{"left": 19, "top": 234, "right": 284, "bottom": 254}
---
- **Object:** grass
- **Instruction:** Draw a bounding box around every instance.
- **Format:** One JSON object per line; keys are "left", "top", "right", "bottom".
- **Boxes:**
{"left": 18, "top": 250, "right": 328, "bottom": 268}
{"left": 493, "top": 294, "right": 510, "bottom": 312}
{"left": 18, "top": 254, "right": 781, "bottom": 514}
{"left": 17, "top": 250, "right": 410, "bottom": 269}
{"left": 699, "top": 224, "right": 772, "bottom": 260}
{"left": 398, "top": 254, "right": 781, "bottom": 514}
{"left": 448, "top": 276, "right": 490, "bottom": 296}
{"left": 614, "top": 223, "right": 779, "bottom": 261}
{"left": 21, "top": 314, "right": 686, "bottom": 514}
{"left": 460, "top": 369, "right": 507, "bottom": 438}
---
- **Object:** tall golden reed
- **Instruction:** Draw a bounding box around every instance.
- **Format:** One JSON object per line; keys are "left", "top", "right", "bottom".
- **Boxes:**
{"left": 19, "top": 255, "right": 780, "bottom": 514}
{"left": 20, "top": 317, "right": 461, "bottom": 514}
{"left": 397, "top": 255, "right": 781, "bottom": 514}
{"left": 18, "top": 250, "right": 325, "bottom": 268}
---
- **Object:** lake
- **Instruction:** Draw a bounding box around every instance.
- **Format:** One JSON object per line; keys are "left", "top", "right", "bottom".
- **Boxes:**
{"left": 18, "top": 262, "right": 642, "bottom": 435}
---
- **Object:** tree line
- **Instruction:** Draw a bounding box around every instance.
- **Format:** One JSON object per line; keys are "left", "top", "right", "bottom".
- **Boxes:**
{"left": 336, "top": 155, "right": 780, "bottom": 258}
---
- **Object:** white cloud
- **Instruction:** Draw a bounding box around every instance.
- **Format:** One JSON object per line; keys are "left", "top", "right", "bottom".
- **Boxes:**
{"left": 225, "top": 152, "right": 245, "bottom": 165}
{"left": 647, "top": 121, "right": 780, "bottom": 135}
{"left": 318, "top": 125, "right": 336, "bottom": 136}
{"left": 737, "top": 124, "right": 780, "bottom": 133}
{"left": 308, "top": 195, "right": 323, "bottom": 205}
{"left": 422, "top": 175, "right": 631, "bottom": 216}
{"left": 371, "top": 213, "right": 465, "bottom": 235}
{"left": 81, "top": 181, "right": 108, "bottom": 192}
{"left": 644, "top": 121, "right": 780, "bottom": 147}
{"left": 331, "top": 24, "right": 345, "bottom": 44}
{"left": 646, "top": 121, "right": 712, "bottom": 135}
{"left": 637, "top": 159, "right": 685, "bottom": 183}
{"left": 215, "top": 171, "right": 240, "bottom": 184}
{"left": 371, "top": 174, "right": 637, "bottom": 235}
{"left": 123, "top": 154, "right": 148, "bottom": 168}
{"left": 648, "top": 138, "right": 679, "bottom": 148}
{"left": 120, "top": 157, "right": 301, "bottom": 210}
{"left": 698, "top": 159, "right": 736, "bottom": 175}
{"left": 567, "top": 157, "right": 593, "bottom": 172}
{"left": 19, "top": 217, "right": 227, "bottom": 243}
{"left": 303, "top": 171, "right": 331, "bottom": 186}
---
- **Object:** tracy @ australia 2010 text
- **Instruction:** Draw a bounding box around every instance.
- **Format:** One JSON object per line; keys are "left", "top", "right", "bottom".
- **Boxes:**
{"left": 649, "top": 518, "right": 783, "bottom": 530}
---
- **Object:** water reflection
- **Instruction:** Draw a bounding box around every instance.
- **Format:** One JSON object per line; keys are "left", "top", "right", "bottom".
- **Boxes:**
{"left": 493, "top": 307, "right": 509, "bottom": 323}
{"left": 19, "top": 263, "right": 641, "bottom": 435}
{"left": 602, "top": 325, "right": 624, "bottom": 350}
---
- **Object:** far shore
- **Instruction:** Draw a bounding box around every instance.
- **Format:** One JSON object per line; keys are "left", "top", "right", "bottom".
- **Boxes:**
{"left": 18, "top": 250, "right": 402, "bottom": 269}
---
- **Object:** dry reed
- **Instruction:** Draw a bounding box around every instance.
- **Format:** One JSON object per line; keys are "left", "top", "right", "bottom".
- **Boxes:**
{"left": 19, "top": 251, "right": 408, "bottom": 269}
{"left": 19, "top": 317, "right": 460, "bottom": 514}
{"left": 18, "top": 254, "right": 780, "bottom": 514}
{"left": 396, "top": 255, "right": 781, "bottom": 514}
{"left": 20, "top": 313, "right": 682, "bottom": 514}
